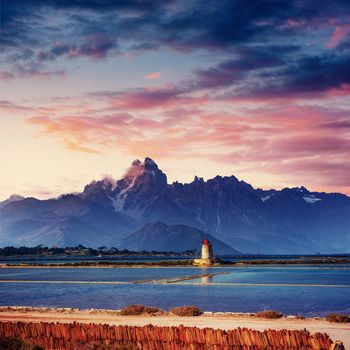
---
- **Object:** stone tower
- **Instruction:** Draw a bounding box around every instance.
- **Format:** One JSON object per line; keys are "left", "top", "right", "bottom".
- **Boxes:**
{"left": 194, "top": 239, "right": 214, "bottom": 265}
{"left": 201, "top": 239, "right": 213, "bottom": 260}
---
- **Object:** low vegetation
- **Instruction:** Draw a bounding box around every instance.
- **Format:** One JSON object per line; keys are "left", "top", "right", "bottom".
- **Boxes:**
{"left": 143, "top": 306, "right": 163, "bottom": 315}
{"left": 171, "top": 306, "right": 203, "bottom": 316}
{"left": 255, "top": 310, "right": 284, "bottom": 319}
{"left": 325, "top": 313, "right": 350, "bottom": 323}
{"left": 119, "top": 305, "right": 163, "bottom": 316}
{"left": 4, "top": 260, "right": 195, "bottom": 268}
{"left": 0, "top": 245, "right": 195, "bottom": 257}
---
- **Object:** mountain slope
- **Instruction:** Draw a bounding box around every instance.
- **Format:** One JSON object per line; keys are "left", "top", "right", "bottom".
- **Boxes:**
{"left": 13, "top": 217, "right": 115, "bottom": 248}
{"left": 0, "top": 194, "right": 136, "bottom": 247}
{"left": 121, "top": 222, "right": 240, "bottom": 255}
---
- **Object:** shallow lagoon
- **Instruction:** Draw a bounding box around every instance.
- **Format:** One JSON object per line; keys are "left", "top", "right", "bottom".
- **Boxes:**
{"left": 0, "top": 265, "right": 349, "bottom": 316}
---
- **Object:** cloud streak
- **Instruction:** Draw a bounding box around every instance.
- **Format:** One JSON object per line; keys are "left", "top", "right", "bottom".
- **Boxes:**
{"left": 1, "top": 0, "right": 350, "bottom": 195}
{"left": 145, "top": 72, "right": 162, "bottom": 80}
{"left": 2, "top": 0, "right": 350, "bottom": 81}
{"left": 21, "top": 88, "right": 350, "bottom": 194}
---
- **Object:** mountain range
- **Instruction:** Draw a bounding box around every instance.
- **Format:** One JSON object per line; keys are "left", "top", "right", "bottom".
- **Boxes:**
{"left": 1, "top": 157, "right": 349, "bottom": 254}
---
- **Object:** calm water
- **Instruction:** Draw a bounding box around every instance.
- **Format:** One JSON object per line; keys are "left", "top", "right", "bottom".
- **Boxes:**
{"left": 0, "top": 265, "right": 349, "bottom": 316}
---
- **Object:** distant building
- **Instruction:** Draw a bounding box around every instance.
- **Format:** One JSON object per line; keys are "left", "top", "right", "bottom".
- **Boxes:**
{"left": 193, "top": 239, "right": 214, "bottom": 266}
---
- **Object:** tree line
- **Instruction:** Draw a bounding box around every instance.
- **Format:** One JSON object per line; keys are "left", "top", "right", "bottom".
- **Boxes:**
{"left": 0, "top": 245, "right": 196, "bottom": 257}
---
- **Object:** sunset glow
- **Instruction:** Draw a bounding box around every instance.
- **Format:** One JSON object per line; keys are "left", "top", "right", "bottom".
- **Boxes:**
{"left": 1, "top": 0, "right": 350, "bottom": 199}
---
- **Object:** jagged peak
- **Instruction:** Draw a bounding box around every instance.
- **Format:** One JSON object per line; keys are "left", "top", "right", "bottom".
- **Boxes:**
{"left": 144, "top": 156, "right": 155, "bottom": 163}
{"left": 209, "top": 175, "right": 239, "bottom": 184}
{"left": 59, "top": 193, "right": 82, "bottom": 201}
{"left": 171, "top": 174, "right": 243, "bottom": 188}
{"left": 283, "top": 186, "right": 309, "bottom": 193}
{"left": 114, "top": 156, "right": 167, "bottom": 190}
{"left": 143, "top": 157, "right": 158, "bottom": 169}
{"left": 130, "top": 156, "right": 157, "bottom": 167}
{"left": 131, "top": 158, "right": 159, "bottom": 171}
{"left": 193, "top": 176, "right": 204, "bottom": 183}
{"left": 84, "top": 176, "right": 116, "bottom": 193}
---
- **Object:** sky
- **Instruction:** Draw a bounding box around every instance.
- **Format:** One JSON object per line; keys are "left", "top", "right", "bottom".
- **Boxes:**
{"left": 1, "top": 0, "right": 350, "bottom": 199}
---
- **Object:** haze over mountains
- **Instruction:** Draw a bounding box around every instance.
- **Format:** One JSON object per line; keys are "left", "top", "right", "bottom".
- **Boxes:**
{"left": 1, "top": 157, "right": 349, "bottom": 254}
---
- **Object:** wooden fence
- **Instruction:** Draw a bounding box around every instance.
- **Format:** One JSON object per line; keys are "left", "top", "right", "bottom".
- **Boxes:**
{"left": 0, "top": 321, "right": 344, "bottom": 350}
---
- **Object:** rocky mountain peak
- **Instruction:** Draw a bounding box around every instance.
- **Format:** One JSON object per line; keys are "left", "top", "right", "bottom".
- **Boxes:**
{"left": 125, "top": 158, "right": 167, "bottom": 192}
{"left": 281, "top": 186, "right": 309, "bottom": 195}
{"left": 120, "top": 157, "right": 166, "bottom": 184}
{"left": 143, "top": 157, "right": 157, "bottom": 168}
{"left": 298, "top": 186, "right": 308, "bottom": 193}
{"left": 107, "top": 157, "right": 168, "bottom": 213}
{"left": 208, "top": 175, "right": 240, "bottom": 188}
{"left": 193, "top": 176, "right": 204, "bottom": 183}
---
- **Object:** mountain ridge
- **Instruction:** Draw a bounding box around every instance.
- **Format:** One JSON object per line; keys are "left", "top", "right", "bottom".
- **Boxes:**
{"left": 1, "top": 157, "right": 349, "bottom": 254}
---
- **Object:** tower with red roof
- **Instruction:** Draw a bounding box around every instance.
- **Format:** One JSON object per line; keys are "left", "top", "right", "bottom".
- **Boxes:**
{"left": 201, "top": 239, "right": 213, "bottom": 261}
{"left": 194, "top": 238, "right": 214, "bottom": 265}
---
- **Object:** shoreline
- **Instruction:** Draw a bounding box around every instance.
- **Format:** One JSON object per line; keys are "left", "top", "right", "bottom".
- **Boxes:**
{"left": 1, "top": 257, "right": 349, "bottom": 268}
{"left": 0, "top": 306, "right": 349, "bottom": 347}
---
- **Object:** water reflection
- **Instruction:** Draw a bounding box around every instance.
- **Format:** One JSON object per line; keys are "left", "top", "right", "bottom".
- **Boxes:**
{"left": 201, "top": 275, "right": 212, "bottom": 284}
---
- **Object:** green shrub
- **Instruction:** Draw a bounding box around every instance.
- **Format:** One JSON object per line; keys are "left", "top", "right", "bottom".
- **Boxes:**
{"left": 325, "top": 313, "right": 350, "bottom": 323}
{"left": 255, "top": 310, "right": 283, "bottom": 319}
{"left": 170, "top": 306, "right": 203, "bottom": 316}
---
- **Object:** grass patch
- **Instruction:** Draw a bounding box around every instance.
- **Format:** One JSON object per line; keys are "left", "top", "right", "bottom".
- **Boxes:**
{"left": 170, "top": 306, "right": 203, "bottom": 316}
{"left": 325, "top": 313, "right": 350, "bottom": 323}
{"left": 255, "top": 310, "right": 283, "bottom": 319}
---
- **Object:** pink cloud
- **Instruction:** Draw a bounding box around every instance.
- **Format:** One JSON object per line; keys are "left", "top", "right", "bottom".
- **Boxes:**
{"left": 17, "top": 87, "right": 349, "bottom": 195}
{"left": 326, "top": 25, "right": 350, "bottom": 48}
{"left": 110, "top": 86, "right": 208, "bottom": 110}
{"left": 0, "top": 71, "right": 15, "bottom": 81}
{"left": 284, "top": 19, "right": 305, "bottom": 28}
{"left": 145, "top": 71, "right": 162, "bottom": 80}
